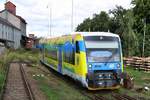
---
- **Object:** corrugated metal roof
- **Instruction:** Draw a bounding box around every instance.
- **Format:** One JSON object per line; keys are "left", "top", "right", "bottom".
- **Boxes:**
{"left": 0, "top": 16, "right": 21, "bottom": 31}
{"left": 0, "top": 9, "right": 27, "bottom": 24}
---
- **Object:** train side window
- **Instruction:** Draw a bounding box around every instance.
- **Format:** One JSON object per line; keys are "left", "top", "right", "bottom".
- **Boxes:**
{"left": 46, "top": 47, "right": 57, "bottom": 60}
{"left": 76, "top": 41, "right": 80, "bottom": 53}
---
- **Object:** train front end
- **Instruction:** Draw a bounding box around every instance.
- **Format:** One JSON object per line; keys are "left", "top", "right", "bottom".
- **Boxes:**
{"left": 84, "top": 34, "right": 123, "bottom": 90}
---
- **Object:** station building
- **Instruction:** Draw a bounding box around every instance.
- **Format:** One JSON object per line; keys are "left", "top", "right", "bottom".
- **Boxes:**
{"left": 0, "top": 1, "right": 27, "bottom": 48}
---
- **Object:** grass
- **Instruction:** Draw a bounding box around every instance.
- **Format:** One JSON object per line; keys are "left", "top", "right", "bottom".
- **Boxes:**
{"left": 0, "top": 49, "right": 39, "bottom": 94}
{"left": 34, "top": 74, "right": 89, "bottom": 100}
{"left": 118, "top": 66, "right": 150, "bottom": 99}
{"left": 0, "top": 73, "right": 5, "bottom": 92}
{"left": 0, "top": 51, "right": 10, "bottom": 93}
{"left": 125, "top": 67, "right": 150, "bottom": 86}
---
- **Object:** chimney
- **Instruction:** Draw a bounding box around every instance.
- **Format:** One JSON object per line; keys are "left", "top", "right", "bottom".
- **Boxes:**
{"left": 5, "top": 1, "right": 16, "bottom": 15}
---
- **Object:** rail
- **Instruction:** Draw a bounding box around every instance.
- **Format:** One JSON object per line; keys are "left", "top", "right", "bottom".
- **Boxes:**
{"left": 20, "top": 63, "right": 35, "bottom": 100}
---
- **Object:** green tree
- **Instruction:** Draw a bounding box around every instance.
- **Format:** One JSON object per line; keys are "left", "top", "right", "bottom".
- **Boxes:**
{"left": 76, "top": 11, "right": 110, "bottom": 32}
{"left": 132, "top": 0, "right": 150, "bottom": 57}
{"left": 76, "top": 18, "right": 91, "bottom": 31}
{"left": 122, "top": 10, "right": 139, "bottom": 57}
{"left": 90, "top": 11, "right": 110, "bottom": 31}
{"left": 109, "top": 6, "right": 138, "bottom": 57}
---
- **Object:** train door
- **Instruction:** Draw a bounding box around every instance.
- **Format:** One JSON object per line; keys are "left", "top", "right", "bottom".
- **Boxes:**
{"left": 42, "top": 44, "right": 45, "bottom": 62}
{"left": 75, "top": 41, "right": 80, "bottom": 66}
{"left": 58, "top": 47, "right": 62, "bottom": 73}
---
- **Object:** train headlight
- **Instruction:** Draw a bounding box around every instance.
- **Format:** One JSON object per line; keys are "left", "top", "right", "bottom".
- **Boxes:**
{"left": 98, "top": 82, "right": 103, "bottom": 85}
{"left": 99, "top": 74, "right": 102, "bottom": 77}
{"left": 88, "top": 64, "right": 92, "bottom": 68}
{"left": 117, "top": 64, "right": 120, "bottom": 69}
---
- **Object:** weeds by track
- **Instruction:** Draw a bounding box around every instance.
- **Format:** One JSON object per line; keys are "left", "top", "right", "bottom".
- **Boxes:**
{"left": 0, "top": 63, "right": 10, "bottom": 100}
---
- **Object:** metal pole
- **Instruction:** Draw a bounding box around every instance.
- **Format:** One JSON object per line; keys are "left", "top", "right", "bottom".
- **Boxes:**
{"left": 71, "top": 0, "right": 74, "bottom": 32}
{"left": 142, "top": 18, "right": 146, "bottom": 57}
{"left": 46, "top": 6, "right": 49, "bottom": 38}
{"left": 49, "top": 5, "right": 52, "bottom": 37}
{"left": 47, "top": 4, "right": 52, "bottom": 37}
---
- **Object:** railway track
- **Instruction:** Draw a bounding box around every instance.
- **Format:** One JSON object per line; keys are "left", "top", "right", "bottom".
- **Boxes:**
{"left": 112, "top": 93, "right": 137, "bottom": 100}
{"left": 79, "top": 91, "right": 107, "bottom": 100}
{"left": 2, "top": 62, "right": 35, "bottom": 100}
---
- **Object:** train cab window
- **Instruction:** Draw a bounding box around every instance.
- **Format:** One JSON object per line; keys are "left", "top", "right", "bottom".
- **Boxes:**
{"left": 76, "top": 41, "right": 80, "bottom": 53}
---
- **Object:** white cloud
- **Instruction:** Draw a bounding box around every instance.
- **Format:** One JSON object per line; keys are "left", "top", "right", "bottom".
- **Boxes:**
{"left": 0, "top": 1, "right": 4, "bottom": 11}
{"left": 0, "top": 0, "right": 132, "bottom": 37}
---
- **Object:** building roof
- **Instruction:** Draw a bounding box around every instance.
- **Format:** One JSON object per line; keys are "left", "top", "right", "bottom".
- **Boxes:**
{"left": 0, "top": 9, "right": 27, "bottom": 24}
{"left": 16, "top": 15, "right": 27, "bottom": 24}
{"left": 0, "top": 9, "right": 5, "bottom": 13}
{"left": 0, "top": 16, "right": 20, "bottom": 31}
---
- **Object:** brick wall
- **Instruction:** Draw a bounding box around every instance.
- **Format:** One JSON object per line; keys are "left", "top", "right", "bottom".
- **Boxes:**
{"left": 5, "top": 1, "right": 16, "bottom": 15}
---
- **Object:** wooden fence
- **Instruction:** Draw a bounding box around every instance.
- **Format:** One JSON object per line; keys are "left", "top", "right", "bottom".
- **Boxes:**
{"left": 124, "top": 57, "right": 150, "bottom": 71}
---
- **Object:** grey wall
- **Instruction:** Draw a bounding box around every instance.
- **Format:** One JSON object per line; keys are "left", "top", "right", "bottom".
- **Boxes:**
{"left": 0, "top": 10, "right": 26, "bottom": 49}
{"left": 0, "top": 21, "right": 21, "bottom": 48}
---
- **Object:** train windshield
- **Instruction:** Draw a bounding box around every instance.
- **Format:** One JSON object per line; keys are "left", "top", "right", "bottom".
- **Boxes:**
{"left": 84, "top": 36, "right": 120, "bottom": 63}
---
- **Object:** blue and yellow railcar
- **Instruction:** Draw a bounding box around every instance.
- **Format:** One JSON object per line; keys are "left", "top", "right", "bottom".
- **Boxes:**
{"left": 40, "top": 32, "right": 123, "bottom": 90}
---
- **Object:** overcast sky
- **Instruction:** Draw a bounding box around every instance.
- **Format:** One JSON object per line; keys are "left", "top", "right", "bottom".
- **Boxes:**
{"left": 0, "top": 0, "right": 132, "bottom": 37}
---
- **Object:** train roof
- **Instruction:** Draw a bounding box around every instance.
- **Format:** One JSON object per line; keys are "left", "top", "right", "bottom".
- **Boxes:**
{"left": 71, "top": 32, "right": 120, "bottom": 38}
{"left": 45, "top": 32, "right": 119, "bottom": 41}
{"left": 41, "top": 32, "right": 120, "bottom": 44}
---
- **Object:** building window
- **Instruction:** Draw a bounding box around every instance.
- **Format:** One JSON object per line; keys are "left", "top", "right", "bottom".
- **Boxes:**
{"left": 6, "top": 32, "right": 7, "bottom": 39}
{"left": 2, "top": 31, "right": 3, "bottom": 38}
